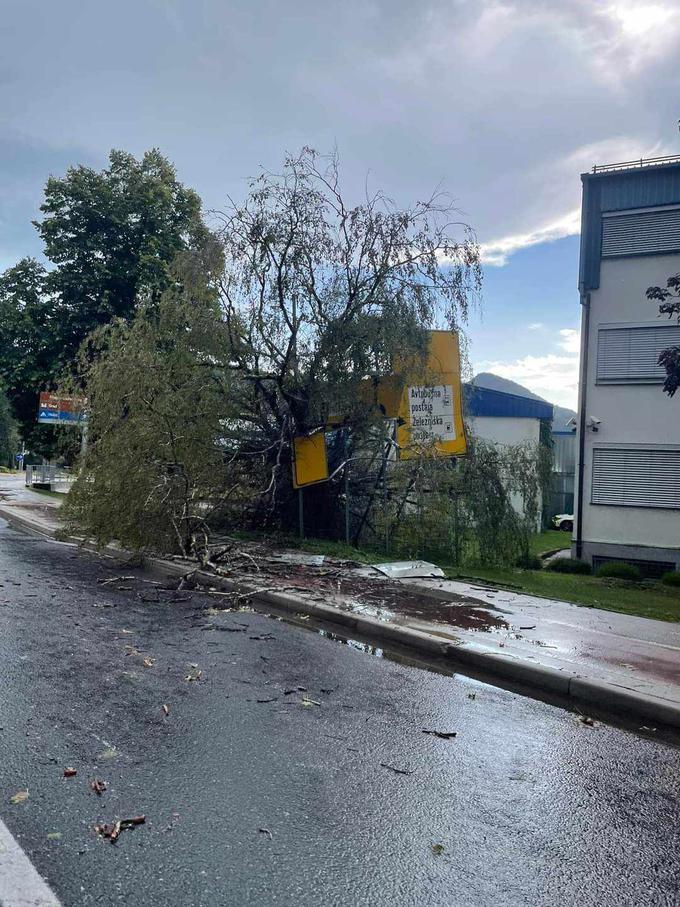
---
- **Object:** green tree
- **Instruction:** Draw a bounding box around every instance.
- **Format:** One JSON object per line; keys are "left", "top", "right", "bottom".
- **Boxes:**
{"left": 64, "top": 248, "right": 249, "bottom": 556}
{"left": 0, "top": 259, "right": 57, "bottom": 453}
{"left": 0, "top": 149, "right": 209, "bottom": 450}
{"left": 0, "top": 385, "right": 19, "bottom": 468}
{"left": 646, "top": 274, "right": 680, "bottom": 396}
{"left": 217, "top": 148, "right": 482, "bottom": 528}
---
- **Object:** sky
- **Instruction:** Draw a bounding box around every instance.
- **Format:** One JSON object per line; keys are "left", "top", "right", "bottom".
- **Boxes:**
{"left": 2, "top": 0, "right": 680, "bottom": 410}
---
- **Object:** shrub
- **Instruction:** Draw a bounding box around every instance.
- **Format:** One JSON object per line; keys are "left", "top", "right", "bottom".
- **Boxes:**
{"left": 516, "top": 554, "right": 543, "bottom": 570}
{"left": 596, "top": 562, "right": 641, "bottom": 581}
{"left": 546, "top": 557, "right": 591, "bottom": 574}
{"left": 662, "top": 571, "right": 680, "bottom": 588}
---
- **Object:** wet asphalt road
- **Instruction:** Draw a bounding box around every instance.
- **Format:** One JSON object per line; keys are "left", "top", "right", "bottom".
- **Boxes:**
{"left": 0, "top": 521, "right": 679, "bottom": 906}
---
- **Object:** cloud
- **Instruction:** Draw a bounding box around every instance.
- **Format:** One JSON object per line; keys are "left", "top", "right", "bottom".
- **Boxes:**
{"left": 481, "top": 209, "right": 581, "bottom": 267}
{"left": 558, "top": 328, "right": 581, "bottom": 354}
{"left": 527, "top": 322, "right": 546, "bottom": 332}
{"left": 476, "top": 325, "right": 582, "bottom": 408}
{"left": 1, "top": 0, "right": 679, "bottom": 275}
{"left": 476, "top": 353, "right": 580, "bottom": 409}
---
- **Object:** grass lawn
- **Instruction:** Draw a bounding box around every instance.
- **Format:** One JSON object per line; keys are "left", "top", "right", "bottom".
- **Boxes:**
{"left": 449, "top": 565, "right": 680, "bottom": 623}
{"left": 529, "top": 529, "right": 570, "bottom": 557}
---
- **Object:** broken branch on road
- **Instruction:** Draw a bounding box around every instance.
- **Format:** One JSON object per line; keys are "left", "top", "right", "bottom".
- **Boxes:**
{"left": 95, "top": 815, "right": 146, "bottom": 843}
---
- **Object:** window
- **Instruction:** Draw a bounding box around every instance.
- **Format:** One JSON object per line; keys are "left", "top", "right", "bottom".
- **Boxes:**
{"left": 596, "top": 324, "right": 680, "bottom": 383}
{"left": 602, "top": 207, "right": 680, "bottom": 257}
{"left": 591, "top": 447, "right": 680, "bottom": 509}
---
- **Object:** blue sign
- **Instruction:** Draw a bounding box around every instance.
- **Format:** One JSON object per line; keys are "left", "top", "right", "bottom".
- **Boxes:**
{"left": 15, "top": 453, "right": 23, "bottom": 462}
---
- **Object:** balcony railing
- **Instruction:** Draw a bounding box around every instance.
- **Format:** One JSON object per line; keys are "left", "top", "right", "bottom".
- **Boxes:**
{"left": 592, "top": 154, "right": 680, "bottom": 174}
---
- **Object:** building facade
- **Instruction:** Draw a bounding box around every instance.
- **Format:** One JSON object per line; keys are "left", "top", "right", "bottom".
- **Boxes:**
{"left": 574, "top": 155, "right": 680, "bottom": 574}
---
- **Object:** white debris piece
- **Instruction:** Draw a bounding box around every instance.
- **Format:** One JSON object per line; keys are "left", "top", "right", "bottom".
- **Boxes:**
{"left": 371, "top": 560, "right": 445, "bottom": 579}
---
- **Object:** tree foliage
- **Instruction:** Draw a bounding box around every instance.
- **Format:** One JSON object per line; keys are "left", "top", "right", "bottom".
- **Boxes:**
{"left": 216, "top": 148, "right": 481, "bottom": 526}
{"left": 64, "top": 249, "right": 250, "bottom": 556}
{"left": 361, "top": 437, "right": 548, "bottom": 568}
{"left": 0, "top": 259, "right": 57, "bottom": 452}
{"left": 0, "top": 149, "right": 209, "bottom": 449}
{"left": 646, "top": 274, "right": 680, "bottom": 397}
{"left": 0, "top": 385, "right": 18, "bottom": 468}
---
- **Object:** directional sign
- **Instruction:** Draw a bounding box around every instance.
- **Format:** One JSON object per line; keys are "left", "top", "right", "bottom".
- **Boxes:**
{"left": 37, "top": 392, "right": 87, "bottom": 426}
{"left": 396, "top": 331, "right": 467, "bottom": 459}
{"left": 406, "top": 384, "right": 456, "bottom": 445}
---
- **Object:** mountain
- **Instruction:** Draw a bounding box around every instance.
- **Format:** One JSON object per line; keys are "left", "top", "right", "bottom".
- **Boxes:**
{"left": 471, "top": 372, "right": 577, "bottom": 431}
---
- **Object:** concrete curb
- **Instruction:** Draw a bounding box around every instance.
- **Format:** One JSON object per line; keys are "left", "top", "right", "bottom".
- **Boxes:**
{"left": 2, "top": 502, "right": 680, "bottom": 730}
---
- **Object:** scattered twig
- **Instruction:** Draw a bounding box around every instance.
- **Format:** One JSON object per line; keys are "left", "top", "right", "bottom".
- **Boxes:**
{"left": 98, "top": 576, "right": 135, "bottom": 586}
{"left": 380, "top": 763, "right": 414, "bottom": 775}
{"left": 422, "top": 730, "right": 457, "bottom": 740}
{"left": 95, "top": 815, "right": 145, "bottom": 843}
{"left": 90, "top": 779, "right": 107, "bottom": 796}
{"left": 63, "top": 767, "right": 77, "bottom": 778}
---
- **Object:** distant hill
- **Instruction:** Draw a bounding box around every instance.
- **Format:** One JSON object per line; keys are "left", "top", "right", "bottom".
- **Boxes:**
{"left": 471, "top": 372, "right": 577, "bottom": 431}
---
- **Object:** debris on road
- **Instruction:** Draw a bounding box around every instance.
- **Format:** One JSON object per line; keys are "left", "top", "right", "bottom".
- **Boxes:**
{"left": 431, "top": 843, "right": 445, "bottom": 856}
{"left": 90, "top": 779, "right": 107, "bottom": 796}
{"left": 98, "top": 575, "right": 135, "bottom": 586}
{"left": 258, "top": 827, "right": 273, "bottom": 839}
{"left": 142, "top": 656, "right": 156, "bottom": 668}
{"left": 63, "top": 767, "right": 77, "bottom": 777}
{"left": 95, "top": 815, "right": 146, "bottom": 843}
{"left": 301, "top": 697, "right": 321, "bottom": 707}
{"left": 96, "top": 747, "right": 118, "bottom": 762}
{"left": 10, "top": 789, "right": 29, "bottom": 804}
{"left": 380, "top": 763, "right": 414, "bottom": 775}
{"left": 422, "top": 730, "right": 457, "bottom": 740}
{"left": 372, "top": 560, "right": 445, "bottom": 579}
{"left": 162, "top": 704, "right": 170, "bottom": 717}
{"left": 256, "top": 697, "right": 278, "bottom": 703}
{"left": 185, "top": 666, "right": 203, "bottom": 682}
{"left": 578, "top": 715, "right": 596, "bottom": 727}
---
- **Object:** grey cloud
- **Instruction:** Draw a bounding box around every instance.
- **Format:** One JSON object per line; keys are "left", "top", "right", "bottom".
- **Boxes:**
{"left": 1, "top": 0, "right": 679, "bottom": 268}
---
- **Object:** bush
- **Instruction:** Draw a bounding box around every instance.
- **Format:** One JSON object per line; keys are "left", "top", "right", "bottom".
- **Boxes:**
{"left": 662, "top": 571, "right": 680, "bottom": 588}
{"left": 516, "top": 554, "right": 543, "bottom": 570}
{"left": 546, "top": 557, "right": 591, "bottom": 574}
{"left": 596, "top": 562, "right": 641, "bottom": 581}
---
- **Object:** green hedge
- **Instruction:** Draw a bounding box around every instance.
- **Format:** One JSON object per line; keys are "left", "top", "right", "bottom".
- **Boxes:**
{"left": 546, "top": 557, "right": 591, "bottom": 575}
{"left": 596, "top": 562, "right": 641, "bottom": 581}
{"left": 662, "top": 571, "right": 680, "bottom": 588}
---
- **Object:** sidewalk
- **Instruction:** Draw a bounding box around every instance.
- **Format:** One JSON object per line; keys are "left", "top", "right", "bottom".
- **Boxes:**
{"left": 1, "top": 472, "right": 679, "bottom": 728}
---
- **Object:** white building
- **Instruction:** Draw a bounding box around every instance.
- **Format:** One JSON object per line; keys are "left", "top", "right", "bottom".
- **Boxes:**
{"left": 574, "top": 155, "right": 680, "bottom": 574}
{"left": 465, "top": 383, "right": 553, "bottom": 529}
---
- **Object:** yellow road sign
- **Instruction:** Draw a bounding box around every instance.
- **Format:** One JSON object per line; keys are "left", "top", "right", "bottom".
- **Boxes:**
{"left": 396, "top": 330, "right": 467, "bottom": 459}
{"left": 292, "top": 430, "right": 329, "bottom": 488}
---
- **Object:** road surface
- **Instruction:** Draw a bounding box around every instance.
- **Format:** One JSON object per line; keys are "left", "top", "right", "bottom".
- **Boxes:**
{"left": 0, "top": 518, "right": 678, "bottom": 906}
